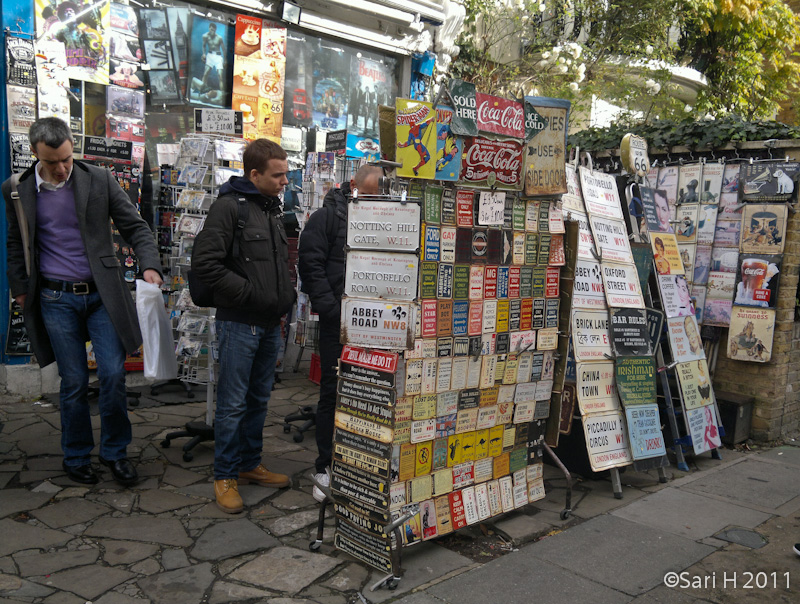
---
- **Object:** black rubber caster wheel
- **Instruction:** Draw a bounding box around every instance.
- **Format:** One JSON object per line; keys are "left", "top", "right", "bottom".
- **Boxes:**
{"left": 161, "top": 440, "right": 170, "bottom": 448}
{"left": 560, "top": 509, "right": 571, "bottom": 520}
{"left": 182, "top": 452, "right": 193, "bottom": 462}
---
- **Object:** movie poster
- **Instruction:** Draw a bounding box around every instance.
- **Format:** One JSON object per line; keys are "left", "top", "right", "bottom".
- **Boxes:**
{"left": 311, "top": 39, "right": 350, "bottom": 132}
{"left": 36, "top": 0, "right": 110, "bottom": 85}
{"left": 187, "top": 14, "right": 233, "bottom": 108}
{"left": 639, "top": 186, "right": 673, "bottom": 234}
{"left": 733, "top": 254, "right": 781, "bottom": 308}
{"left": 348, "top": 56, "right": 390, "bottom": 139}
{"left": 740, "top": 203, "right": 788, "bottom": 255}
{"left": 396, "top": 99, "right": 436, "bottom": 180}
{"left": 727, "top": 306, "right": 775, "bottom": 362}
{"left": 435, "top": 106, "right": 462, "bottom": 181}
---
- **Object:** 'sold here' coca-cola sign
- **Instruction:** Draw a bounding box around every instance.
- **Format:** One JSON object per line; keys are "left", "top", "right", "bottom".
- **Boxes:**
{"left": 460, "top": 137, "right": 524, "bottom": 191}
{"left": 476, "top": 93, "right": 525, "bottom": 139}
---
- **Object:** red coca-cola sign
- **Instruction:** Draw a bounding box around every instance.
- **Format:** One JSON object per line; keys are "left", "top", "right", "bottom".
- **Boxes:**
{"left": 460, "top": 137, "right": 524, "bottom": 190}
{"left": 476, "top": 93, "right": 525, "bottom": 138}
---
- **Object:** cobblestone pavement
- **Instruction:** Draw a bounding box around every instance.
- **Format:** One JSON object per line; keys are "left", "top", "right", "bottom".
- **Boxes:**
{"left": 0, "top": 364, "right": 796, "bottom": 604}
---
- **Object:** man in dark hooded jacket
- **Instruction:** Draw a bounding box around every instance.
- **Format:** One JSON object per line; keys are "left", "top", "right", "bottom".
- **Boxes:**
{"left": 297, "top": 164, "right": 382, "bottom": 502}
{"left": 191, "top": 138, "right": 296, "bottom": 513}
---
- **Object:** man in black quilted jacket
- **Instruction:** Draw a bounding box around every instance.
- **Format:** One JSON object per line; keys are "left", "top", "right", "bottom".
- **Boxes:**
{"left": 298, "top": 164, "right": 382, "bottom": 501}
{"left": 192, "top": 139, "right": 296, "bottom": 513}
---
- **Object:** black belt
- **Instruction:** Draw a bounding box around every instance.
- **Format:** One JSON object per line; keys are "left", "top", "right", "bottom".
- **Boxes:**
{"left": 41, "top": 278, "right": 97, "bottom": 295}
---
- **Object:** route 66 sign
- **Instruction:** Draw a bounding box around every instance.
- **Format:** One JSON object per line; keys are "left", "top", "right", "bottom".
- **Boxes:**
{"left": 620, "top": 133, "right": 650, "bottom": 177}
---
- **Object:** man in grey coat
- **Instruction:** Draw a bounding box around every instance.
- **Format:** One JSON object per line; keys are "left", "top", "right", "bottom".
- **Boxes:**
{"left": 3, "top": 117, "right": 163, "bottom": 486}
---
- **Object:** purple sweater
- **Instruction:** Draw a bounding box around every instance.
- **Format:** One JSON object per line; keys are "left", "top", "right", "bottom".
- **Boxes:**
{"left": 36, "top": 184, "right": 93, "bottom": 282}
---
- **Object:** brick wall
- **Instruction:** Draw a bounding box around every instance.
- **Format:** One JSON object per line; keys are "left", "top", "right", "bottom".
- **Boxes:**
{"left": 712, "top": 144, "right": 800, "bottom": 441}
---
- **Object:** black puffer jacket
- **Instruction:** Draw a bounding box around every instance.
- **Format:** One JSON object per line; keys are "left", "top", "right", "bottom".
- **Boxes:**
{"left": 192, "top": 176, "right": 295, "bottom": 327}
{"left": 297, "top": 183, "right": 349, "bottom": 322}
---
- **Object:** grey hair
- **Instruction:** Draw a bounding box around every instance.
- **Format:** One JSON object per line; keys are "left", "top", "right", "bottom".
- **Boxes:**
{"left": 29, "top": 117, "right": 74, "bottom": 150}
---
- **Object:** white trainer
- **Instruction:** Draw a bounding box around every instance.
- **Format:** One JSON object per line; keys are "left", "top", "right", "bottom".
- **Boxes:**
{"left": 312, "top": 471, "right": 330, "bottom": 503}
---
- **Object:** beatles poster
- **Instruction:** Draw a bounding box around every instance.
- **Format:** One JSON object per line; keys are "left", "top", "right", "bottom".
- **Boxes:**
{"left": 727, "top": 306, "right": 775, "bottom": 363}
{"left": 36, "top": 0, "right": 110, "bottom": 84}
{"left": 187, "top": 14, "right": 234, "bottom": 108}
{"left": 435, "top": 106, "right": 462, "bottom": 181}
{"left": 733, "top": 254, "right": 781, "bottom": 308}
{"left": 740, "top": 203, "right": 788, "bottom": 254}
{"left": 396, "top": 99, "right": 436, "bottom": 180}
{"left": 348, "top": 56, "right": 390, "bottom": 139}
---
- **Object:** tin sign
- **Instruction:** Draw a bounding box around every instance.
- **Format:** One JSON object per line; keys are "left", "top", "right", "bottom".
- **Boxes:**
{"left": 571, "top": 309, "right": 611, "bottom": 361}
{"left": 582, "top": 411, "right": 632, "bottom": 471}
{"left": 570, "top": 211, "right": 597, "bottom": 261}
{"left": 615, "top": 356, "right": 657, "bottom": 407}
{"left": 476, "top": 92, "right": 525, "bottom": 139}
{"left": 576, "top": 361, "right": 619, "bottom": 414}
{"left": 460, "top": 136, "right": 524, "bottom": 191}
{"left": 601, "top": 261, "right": 644, "bottom": 308}
{"left": 335, "top": 411, "right": 394, "bottom": 443}
{"left": 573, "top": 258, "right": 607, "bottom": 309}
{"left": 345, "top": 251, "right": 418, "bottom": 302}
{"left": 609, "top": 308, "right": 652, "bottom": 357}
{"left": 456, "top": 190, "right": 474, "bottom": 226}
{"left": 347, "top": 201, "right": 421, "bottom": 252}
{"left": 625, "top": 404, "right": 666, "bottom": 460}
{"left": 590, "top": 215, "right": 633, "bottom": 264}
{"left": 341, "top": 298, "right": 414, "bottom": 350}
{"left": 579, "top": 167, "right": 623, "bottom": 219}
{"left": 523, "top": 97, "right": 569, "bottom": 196}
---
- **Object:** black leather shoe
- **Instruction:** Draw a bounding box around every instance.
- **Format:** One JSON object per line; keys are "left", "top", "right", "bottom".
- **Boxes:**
{"left": 99, "top": 457, "right": 138, "bottom": 486}
{"left": 62, "top": 462, "right": 99, "bottom": 485}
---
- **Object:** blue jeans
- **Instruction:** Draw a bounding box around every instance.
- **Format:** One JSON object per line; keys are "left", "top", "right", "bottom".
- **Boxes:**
{"left": 39, "top": 288, "right": 130, "bottom": 467}
{"left": 215, "top": 321, "right": 280, "bottom": 480}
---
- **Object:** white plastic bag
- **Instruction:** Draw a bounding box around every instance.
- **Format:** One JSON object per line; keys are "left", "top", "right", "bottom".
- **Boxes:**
{"left": 136, "top": 279, "right": 178, "bottom": 380}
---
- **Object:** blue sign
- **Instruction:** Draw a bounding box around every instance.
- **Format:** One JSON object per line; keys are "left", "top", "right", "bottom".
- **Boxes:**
{"left": 453, "top": 301, "right": 469, "bottom": 336}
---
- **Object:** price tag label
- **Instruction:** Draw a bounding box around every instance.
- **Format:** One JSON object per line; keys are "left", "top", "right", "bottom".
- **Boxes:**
{"left": 621, "top": 133, "right": 650, "bottom": 177}
{"left": 197, "top": 108, "right": 236, "bottom": 134}
{"left": 477, "top": 191, "right": 506, "bottom": 226}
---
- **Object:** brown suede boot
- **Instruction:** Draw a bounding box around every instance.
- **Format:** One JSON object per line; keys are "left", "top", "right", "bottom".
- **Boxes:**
{"left": 214, "top": 479, "right": 244, "bottom": 513}
{"left": 238, "top": 464, "right": 290, "bottom": 488}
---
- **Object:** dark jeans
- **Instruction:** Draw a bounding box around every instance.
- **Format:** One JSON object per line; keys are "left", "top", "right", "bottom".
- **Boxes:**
{"left": 39, "top": 288, "right": 130, "bottom": 466}
{"left": 214, "top": 321, "right": 281, "bottom": 480}
{"left": 315, "top": 319, "right": 342, "bottom": 473}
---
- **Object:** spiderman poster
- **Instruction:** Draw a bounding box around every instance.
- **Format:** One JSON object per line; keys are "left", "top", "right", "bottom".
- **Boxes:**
{"left": 396, "top": 98, "right": 436, "bottom": 180}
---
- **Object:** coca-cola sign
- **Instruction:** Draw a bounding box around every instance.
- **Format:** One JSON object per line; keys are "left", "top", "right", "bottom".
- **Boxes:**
{"left": 460, "top": 137, "right": 524, "bottom": 191}
{"left": 476, "top": 93, "right": 525, "bottom": 139}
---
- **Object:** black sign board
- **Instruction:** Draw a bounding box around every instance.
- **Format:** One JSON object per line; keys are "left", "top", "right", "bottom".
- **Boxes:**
{"left": 609, "top": 307, "right": 652, "bottom": 357}
{"left": 84, "top": 137, "right": 132, "bottom": 162}
{"left": 337, "top": 378, "right": 395, "bottom": 406}
{"left": 325, "top": 129, "right": 348, "bottom": 152}
{"left": 339, "top": 361, "right": 396, "bottom": 390}
{"left": 193, "top": 108, "right": 244, "bottom": 136}
{"left": 645, "top": 308, "right": 665, "bottom": 352}
{"left": 334, "top": 531, "right": 392, "bottom": 572}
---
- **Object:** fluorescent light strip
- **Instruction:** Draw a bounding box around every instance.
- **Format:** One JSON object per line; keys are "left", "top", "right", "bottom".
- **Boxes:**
{"left": 321, "top": 0, "right": 415, "bottom": 25}
{"left": 299, "top": 11, "right": 411, "bottom": 54}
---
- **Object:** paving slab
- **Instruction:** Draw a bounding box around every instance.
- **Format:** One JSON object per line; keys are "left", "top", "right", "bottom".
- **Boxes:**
{"left": 611, "top": 488, "right": 771, "bottom": 541}
{"left": 0, "top": 473, "right": 15, "bottom": 489}
{"left": 17, "top": 470, "right": 62, "bottom": 484}
{"left": 85, "top": 516, "right": 192, "bottom": 547}
{"left": 101, "top": 540, "right": 160, "bottom": 566}
{"left": 265, "top": 509, "right": 320, "bottom": 537}
{"left": 14, "top": 549, "right": 99, "bottom": 577}
{"left": 365, "top": 541, "right": 476, "bottom": 604}
{"left": 755, "top": 446, "right": 800, "bottom": 468}
{"left": 162, "top": 465, "right": 205, "bottom": 487}
{"left": 524, "top": 515, "right": 716, "bottom": 596}
{"left": 14, "top": 437, "right": 63, "bottom": 457}
{"left": 208, "top": 581, "right": 276, "bottom": 604}
{"left": 0, "top": 573, "right": 55, "bottom": 599}
{"left": 95, "top": 592, "right": 151, "bottom": 604}
{"left": 389, "top": 595, "right": 449, "bottom": 604}
{"left": 131, "top": 558, "right": 162, "bottom": 575}
{"left": 0, "top": 490, "right": 53, "bottom": 519}
{"left": 136, "top": 489, "right": 201, "bottom": 513}
{"left": 320, "top": 563, "right": 369, "bottom": 592}
{"left": 92, "top": 491, "right": 136, "bottom": 513}
{"left": 138, "top": 562, "right": 215, "bottom": 604}
{"left": 30, "top": 498, "right": 110, "bottom": 529}
{"left": 271, "top": 489, "right": 317, "bottom": 510}
{"left": 628, "top": 585, "right": 707, "bottom": 603}
{"left": 680, "top": 458, "right": 800, "bottom": 514}
{"left": 161, "top": 548, "right": 190, "bottom": 570}
{"left": 491, "top": 509, "right": 562, "bottom": 544}
{"left": 31, "top": 481, "right": 62, "bottom": 494}
{"left": 32, "top": 565, "right": 134, "bottom": 600}
{"left": 229, "top": 546, "right": 341, "bottom": 593}
{"left": 191, "top": 518, "right": 278, "bottom": 560}
{"left": 0, "top": 519, "right": 72, "bottom": 558}
{"left": 427, "top": 553, "right": 629, "bottom": 604}
{"left": 25, "top": 457, "right": 64, "bottom": 471}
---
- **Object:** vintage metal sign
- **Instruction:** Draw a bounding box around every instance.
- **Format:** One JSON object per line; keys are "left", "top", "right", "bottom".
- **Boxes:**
{"left": 589, "top": 215, "right": 633, "bottom": 264}
{"left": 334, "top": 532, "right": 392, "bottom": 573}
{"left": 600, "top": 261, "right": 644, "bottom": 309}
{"left": 346, "top": 200, "right": 421, "bottom": 252}
{"left": 345, "top": 251, "right": 418, "bottom": 302}
{"left": 335, "top": 411, "right": 394, "bottom": 443}
{"left": 571, "top": 309, "right": 612, "bottom": 361}
{"left": 666, "top": 315, "right": 704, "bottom": 363}
{"left": 625, "top": 404, "right": 666, "bottom": 460}
{"left": 333, "top": 441, "right": 390, "bottom": 479}
{"left": 448, "top": 79, "right": 479, "bottom": 136}
{"left": 523, "top": 96, "right": 570, "bottom": 196}
{"left": 579, "top": 167, "right": 624, "bottom": 219}
{"left": 615, "top": 357, "right": 657, "bottom": 407}
{"left": 573, "top": 258, "right": 607, "bottom": 309}
{"left": 476, "top": 92, "right": 525, "bottom": 139}
{"left": 341, "top": 298, "right": 414, "bottom": 350}
{"left": 338, "top": 378, "right": 396, "bottom": 406}
{"left": 334, "top": 428, "right": 392, "bottom": 460}
{"left": 460, "top": 136, "right": 524, "bottom": 191}
{"left": 582, "top": 411, "right": 632, "bottom": 471}
{"left": 609, "top": 307, "right": 652, "bottom": 357}
{"left": 576, "top": 361, "right": 619, "bottom": 414}
{"left": 336, "top": 394, "right": 394, "bottom": 426}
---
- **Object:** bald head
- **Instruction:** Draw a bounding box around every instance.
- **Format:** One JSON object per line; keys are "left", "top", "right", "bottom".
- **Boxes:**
{"left": 350, "top": 165, "right": 383, "bottom": 195}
